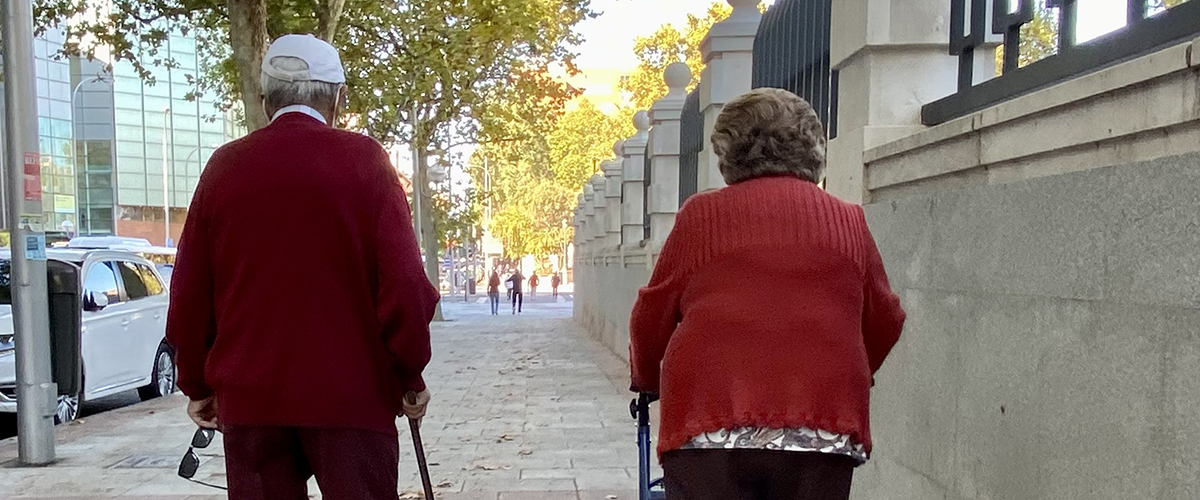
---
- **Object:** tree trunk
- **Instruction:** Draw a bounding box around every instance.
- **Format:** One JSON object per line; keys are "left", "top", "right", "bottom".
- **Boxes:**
{"left": 413, "top": 138, "right": 444, "bottom": 321}
{"left": 227, "top": 0, "right": 270, "bottom": 131}
{"left": 316, "top": 0, "right": 347, "bottom": 42}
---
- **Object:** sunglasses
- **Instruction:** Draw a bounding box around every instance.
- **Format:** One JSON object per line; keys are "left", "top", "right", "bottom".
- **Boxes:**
{"left": 178, "top": 428, "right": 226, "bottom": 490}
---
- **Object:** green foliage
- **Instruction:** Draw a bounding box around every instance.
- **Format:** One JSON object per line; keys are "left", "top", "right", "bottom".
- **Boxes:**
{"left": 340, "top": 0, "right": 593, "bottom": 150}
{"left": 476, "top": 99, "right": 633, "bottom": 262}
{"left": 32, "top": 0, "right": 345, "bottom": 127}
{"left": 618, "top": 2, "right": 730, "bottom": 110}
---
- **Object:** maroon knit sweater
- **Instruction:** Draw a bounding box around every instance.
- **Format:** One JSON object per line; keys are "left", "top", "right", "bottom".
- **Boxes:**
{"left": 167, "top": 113, "right": 438, "bottom": 436}
{"left": 629, "top": 176, "right": 905, "bottom": 455}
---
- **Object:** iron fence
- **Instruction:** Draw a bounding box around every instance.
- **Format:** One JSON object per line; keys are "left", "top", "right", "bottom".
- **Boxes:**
{"left": 678, "top": 91, "right": 702, "bottom": 205}
{"left": 643, "top": 143, "right": 652, "bottom": 242}
{"left": 751, "top": 0, "right": 833, "bottom": 128}
{"left": 923, "top": 0, "right": 1200, "bottom": 125}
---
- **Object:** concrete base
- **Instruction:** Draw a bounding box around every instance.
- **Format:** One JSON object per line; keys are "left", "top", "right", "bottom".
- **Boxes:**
{"left": 857, "top": 152, "right": 1200, "bottom": 500}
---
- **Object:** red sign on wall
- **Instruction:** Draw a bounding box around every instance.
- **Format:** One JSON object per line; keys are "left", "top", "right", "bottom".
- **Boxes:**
{"left": 23, "top": 152, "right": 41, "bottom": 202}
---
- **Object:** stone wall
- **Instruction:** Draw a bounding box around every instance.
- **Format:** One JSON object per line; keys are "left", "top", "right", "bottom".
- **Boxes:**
{"left": 573, "top": 253, "right": 653, "bottom": 362}
{"left": 854, "top": 152, "right": 1199, "bottom": 500}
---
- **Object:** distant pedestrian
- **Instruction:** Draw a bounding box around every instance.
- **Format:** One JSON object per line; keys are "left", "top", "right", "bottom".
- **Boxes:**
{"left": 168, "top": 35, "right": 438, "bottom": 500}
{"left": 487, "top": 270, "right": 501, "bottom": 316}
{"left": 629, "top": 88, "right": 905, "bottom": 500}
{"left": 551, "top": 273, "right": 561, "bottom": 299}
{"left": 504, "top": 268, "right": 514, "bottom": 301}
{"left": 506, "top": 269, "right": 524, "bottom": 314}
{"left": 528, "top": 273, "right": 539, "bottom": 299}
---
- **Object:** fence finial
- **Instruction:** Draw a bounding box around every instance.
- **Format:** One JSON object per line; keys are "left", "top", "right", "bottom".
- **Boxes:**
{"left": 664, "top": 62, "right": 691, "bottom": 99}
{"left": 613, "top": 139, "right": 626, "bottom": 157}
{"left": 727, "top": 0, "right": 762, "bottom": 22}
{"left": 633, "top": 111, "right": 651, "bottom": 133}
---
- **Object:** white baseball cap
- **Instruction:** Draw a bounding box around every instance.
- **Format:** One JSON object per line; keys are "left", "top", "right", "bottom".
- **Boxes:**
{"left": 261, "top": 34, "right": 346, "bottom": 84}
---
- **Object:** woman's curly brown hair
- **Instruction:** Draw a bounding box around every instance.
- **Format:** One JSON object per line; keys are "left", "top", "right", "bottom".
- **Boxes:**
{"left": 711, "top": 88, "right": 826, "bottom": 185}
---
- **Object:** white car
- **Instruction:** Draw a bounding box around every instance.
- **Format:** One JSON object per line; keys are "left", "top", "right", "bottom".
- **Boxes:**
{"left": 0, "top": 249, "right": 175, "bottom": 423}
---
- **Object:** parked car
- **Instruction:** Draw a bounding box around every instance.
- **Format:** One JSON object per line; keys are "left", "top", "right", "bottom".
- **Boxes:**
{"left": 0, "top": 248, "right": 175, "bottom": 423}
{"left": 66, "top": 237, "right": 177, "bottom": 287}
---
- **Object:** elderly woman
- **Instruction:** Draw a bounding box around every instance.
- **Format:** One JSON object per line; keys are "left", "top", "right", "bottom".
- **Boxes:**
{"left": 629, "top": 88, "right": 905, "bottom": 500}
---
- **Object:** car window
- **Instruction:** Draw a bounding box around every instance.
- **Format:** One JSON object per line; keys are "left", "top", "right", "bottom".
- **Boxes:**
{"left": 0, "top": 260, "right": 12, "bottom": 305}
{"left": 84, "top": 261, "right": 122, "bottom": 305}
{"left": 118, "top": 261, "right": 150, "bottom": 300}
{"left": 136, "top": 264, "right": 165, "bottom": 296}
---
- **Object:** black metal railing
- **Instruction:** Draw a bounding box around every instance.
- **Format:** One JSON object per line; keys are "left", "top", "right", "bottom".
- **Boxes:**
{"left": 678, "top": 91, "right": 702, "bottom": 205}
{"left": 924, "top": 0, "right": 1200, "bottom": 125}
{"left": 751, "top": 0, "right": 833, "bottom": 128}
{"left": 643, "top": 145, "right": 652, "bottom": 242}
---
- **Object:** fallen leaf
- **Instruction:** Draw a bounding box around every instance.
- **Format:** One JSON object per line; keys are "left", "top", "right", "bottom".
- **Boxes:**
{"left": 606, "top": 495, "right": 619, "bottom": 499}
{"left": 517, "top": 449, "right": 533, "bottom": 456}
{"left": 436, "top": 481, "right": 453, "bottom": 488}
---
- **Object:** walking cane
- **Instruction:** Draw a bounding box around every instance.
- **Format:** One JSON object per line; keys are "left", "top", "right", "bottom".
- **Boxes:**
{"left": 405, "top": 392, "right": 436, "bottom": 500}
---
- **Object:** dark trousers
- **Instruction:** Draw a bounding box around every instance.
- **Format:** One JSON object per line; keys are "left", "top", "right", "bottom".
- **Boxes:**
{"left": 511, "top": 291, "right": 523, "bottom": 312}
{"left": 663, "top": 449, "right": 855, "bottom": 500}
{"left": 488, "top": 292, "right": 500, "bottom": 315}
{"left": 223, "top": 425, "right": 399, "bottom": 500}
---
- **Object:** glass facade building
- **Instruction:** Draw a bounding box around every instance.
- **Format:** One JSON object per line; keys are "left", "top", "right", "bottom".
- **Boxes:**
{"left": 4, "top": 25, "right": 244, "bottom": 242}
{"left": 103, "top": 31, "right": 244, "bottom": 243}
{"left": 0, "top": 27, "right": 78, "bottom": 234}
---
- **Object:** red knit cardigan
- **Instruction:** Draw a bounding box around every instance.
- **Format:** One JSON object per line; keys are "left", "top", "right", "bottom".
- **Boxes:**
{"left": 629, "top": 176, "right": 905, "bottom": 456}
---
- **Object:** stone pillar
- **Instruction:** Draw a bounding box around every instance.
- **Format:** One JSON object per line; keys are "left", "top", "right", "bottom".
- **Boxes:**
{"left": 621, "top": 112, "right": 650, "bottom": 249}
{"left": 825, "top": 0, "right": 981, "bottom": 203}
{"left": 696, "top": 0, "right": 762, "bottom": 192}
{"left": 648, "top": 62, "right": 691, "bottom": 245}
{"left": 602, "top": 140, "right": 625, "bottom": 249}
{"left": 590, "top": 174, "right": 607, "bottom": 243}
{"left": 582, "top": 181, "right": 596, "bottom": 246}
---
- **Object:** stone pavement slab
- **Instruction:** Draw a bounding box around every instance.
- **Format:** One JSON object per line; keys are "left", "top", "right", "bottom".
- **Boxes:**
{"left": 0, "top": 298, "right": 659, "bottom": 499}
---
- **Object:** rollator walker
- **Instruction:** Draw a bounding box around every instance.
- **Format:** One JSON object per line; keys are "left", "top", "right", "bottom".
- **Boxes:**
{"left": 630, "top": 392, "right": 666, "bottom": 500}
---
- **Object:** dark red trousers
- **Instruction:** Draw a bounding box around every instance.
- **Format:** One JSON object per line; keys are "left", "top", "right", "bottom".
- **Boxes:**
{"left": 222, "top": 426, "right": 399, "bottom": 500}
{"left": 662, "top": 449, "right": 855, "bottom": 500}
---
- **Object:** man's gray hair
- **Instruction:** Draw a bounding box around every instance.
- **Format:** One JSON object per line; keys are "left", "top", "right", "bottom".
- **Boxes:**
{"left": 261, "top": 56, "right": 341, "bottom": 112}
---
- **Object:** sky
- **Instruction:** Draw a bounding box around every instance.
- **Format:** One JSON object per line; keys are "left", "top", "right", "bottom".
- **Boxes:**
{"left": 399, "top": 0, "right": 1134, "bottom": 178}
{"left": 565, "top": 0, "right": 1128, "bottom": 112}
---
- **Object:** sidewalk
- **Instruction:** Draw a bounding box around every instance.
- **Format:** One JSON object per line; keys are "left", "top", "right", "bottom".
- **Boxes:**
{"left": 0, "top": 299, "right": 655, "bottom": 499}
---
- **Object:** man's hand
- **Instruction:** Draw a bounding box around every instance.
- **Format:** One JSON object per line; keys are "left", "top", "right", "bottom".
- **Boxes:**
{"left": 402, "top": 390, "right": 431, "bottom": 421}
{"left": 187, "top": 396, "right": 219, "bottom": 429}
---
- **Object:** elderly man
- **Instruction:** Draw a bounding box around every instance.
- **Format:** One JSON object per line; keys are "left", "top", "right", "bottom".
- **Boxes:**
{"left": 167, "top": 34, "right": 439, "bottom": 500}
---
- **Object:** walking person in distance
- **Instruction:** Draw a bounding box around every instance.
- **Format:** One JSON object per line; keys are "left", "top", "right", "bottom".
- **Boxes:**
{"left": 507, "top": 268, "right": 524, "bottom": 314}
{"left": 528, "top": 273, "right": 539, "bottom": 299}
{"left": 487, "top": 270, "right": 502, "bottom": 316}
{"left": 628, "top": 88, "right": 906, "bottom": 500}
{"left": 167, "top": 34, "right": 439, "bottom": 500}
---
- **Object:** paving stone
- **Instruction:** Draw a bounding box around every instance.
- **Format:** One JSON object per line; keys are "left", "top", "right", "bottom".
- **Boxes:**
{"left": 0, "top": 298, "right": 648, "bottom": 499}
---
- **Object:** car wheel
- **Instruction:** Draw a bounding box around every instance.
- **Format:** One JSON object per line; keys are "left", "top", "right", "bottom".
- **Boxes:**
{"left": 55, "top": 393, "right": 80, "bottom": 424}
{"left": 138, "top": 343, "right": 176, "bottom": 401}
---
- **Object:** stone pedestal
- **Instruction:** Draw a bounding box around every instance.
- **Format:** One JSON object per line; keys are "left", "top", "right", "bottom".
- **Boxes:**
{"left": 602, "top": 141, "right": 625, "bottom": 249}
{"left": 621, "top": 113, "right": 651, "bottom": 249}
{"left": 825, "top": 0, "right": 990, "bottom": 203}
{"left": 582, "top": 182, "right": 596, "bottom": 246}
{"left": 648, "top": 62, "right": 692, "bottom": 245}
{"left": 697, "top": 0, "right": 762, "bottom": 192}
{"left": 589, "top": 175, "right": 607, "bottom": 243}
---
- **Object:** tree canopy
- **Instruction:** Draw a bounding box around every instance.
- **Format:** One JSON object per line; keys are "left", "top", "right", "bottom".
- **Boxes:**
{"left": 618, "top": 2, "right": 730, "bottom": 110}
{"left": 474, "top": 99, "right": 633, "bottom": 266}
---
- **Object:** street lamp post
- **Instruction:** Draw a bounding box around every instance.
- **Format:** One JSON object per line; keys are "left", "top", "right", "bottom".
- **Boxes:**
{"left": 161, "top": 107, "right": 171, "bottom": 247}
{"left": 71, "top": 73, "right": 112, "bottom": 235}
{"left": 3, "top": 0, "right": 57, "bottom": 464}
